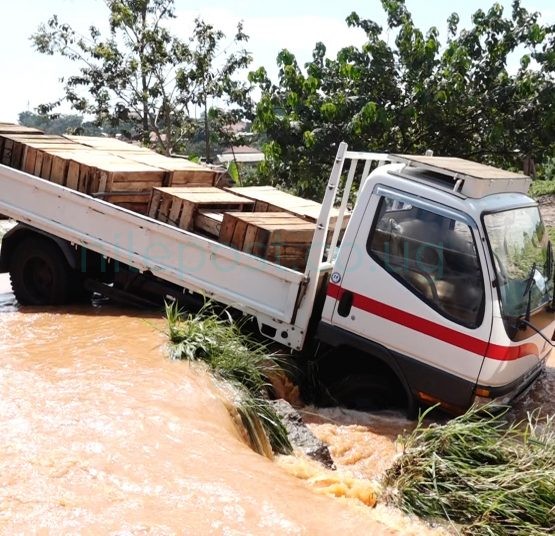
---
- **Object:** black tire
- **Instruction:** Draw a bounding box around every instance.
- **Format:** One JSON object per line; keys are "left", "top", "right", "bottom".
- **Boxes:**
{"left": 325, "top": 373, "right": 401, "bottom": 411}
{"left": 9, "top": 236, "right": 73, "bottom": 305}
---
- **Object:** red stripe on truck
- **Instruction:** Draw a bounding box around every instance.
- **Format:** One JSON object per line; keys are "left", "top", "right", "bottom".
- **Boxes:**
{"left": 326, "top": 283, "right": 538, "bottom": 361}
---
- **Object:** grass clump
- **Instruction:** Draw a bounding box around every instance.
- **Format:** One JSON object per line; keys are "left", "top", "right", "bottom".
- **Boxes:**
{"left": 384, "top": 405, "right": 555, "bottom": 535}
{"left": 529, "top": 180, "right": 555, "bottom": 199}
{"left": 165, "top": 302, "right": 292, "bottom": 457}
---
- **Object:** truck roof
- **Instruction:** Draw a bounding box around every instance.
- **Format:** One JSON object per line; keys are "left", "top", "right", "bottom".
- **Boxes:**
{"left": 371, "top": 163, "right": 536, "bottom": 226}
{"left": 390, "top": 154, "right": 531, "bottom": 199}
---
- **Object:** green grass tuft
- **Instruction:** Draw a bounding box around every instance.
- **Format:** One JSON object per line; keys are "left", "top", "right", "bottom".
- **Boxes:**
{"left": 384, "top": 404, "right": 555, "bottom": 535}
{"left": 165, "top": 301, "right": 292, "bottom": 456}
{"left": 529, "top": 180, "right": 555, "bottom": 199}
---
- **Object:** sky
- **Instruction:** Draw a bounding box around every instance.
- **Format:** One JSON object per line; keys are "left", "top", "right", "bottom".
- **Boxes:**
{"left": 0, "top": 0, "right": 553, "bottom": 122}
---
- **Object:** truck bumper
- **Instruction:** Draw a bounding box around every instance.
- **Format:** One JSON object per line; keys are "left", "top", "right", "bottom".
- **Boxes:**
{"left": 473, "top": 359, "right": 545, "bottom": 407}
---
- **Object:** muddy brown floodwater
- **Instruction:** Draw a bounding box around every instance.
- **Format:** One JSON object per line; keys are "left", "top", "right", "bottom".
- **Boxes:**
{"left": 0, "top": 269, "right": 553, "bottom": 535}
{"left": 0, "top": 273, "right": 441, "bottom": 535}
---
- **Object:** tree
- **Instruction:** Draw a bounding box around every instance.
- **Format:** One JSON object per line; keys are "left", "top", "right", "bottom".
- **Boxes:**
{"left": 251, "top": 0, "right": 555, "bottom": 199}
{"left": 33, "top": 0, "right": 185, "bottom": 153}
{"left": 32, "top": 0, "right": 252, "bottom": 156}
{"left": 175, "top": 18, "right": 253, "bottom": 161}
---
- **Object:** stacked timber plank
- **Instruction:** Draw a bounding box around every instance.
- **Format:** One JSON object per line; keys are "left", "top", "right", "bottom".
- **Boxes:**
{"left": 0, "top": 125, "right": 222, "bottom": 214}
{"left": 148, "top": 187, "right": 254, "bottom": 231}
{"left": 146, "top": 185, "right": 338, "bottom": 271}
{"left": 219, "top": 212, "right": 316, "bottom": 270}
{"left": 225, "top": 185, "right": 349, "bottom": 230}
{"left": 68, "top": 136, "right": 221, "bottom": 187}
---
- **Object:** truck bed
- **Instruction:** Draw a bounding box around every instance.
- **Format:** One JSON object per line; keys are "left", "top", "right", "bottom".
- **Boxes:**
{"left": 0, "top": 164, "right": 308, "bottom": 348}
{"left": 1, "top": 143, "right": 380, "bottom": 350}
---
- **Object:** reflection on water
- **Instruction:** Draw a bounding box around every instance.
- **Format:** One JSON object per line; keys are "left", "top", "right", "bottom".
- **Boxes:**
{"left": 0, "top": 271, "right": 553, "bottom": 535}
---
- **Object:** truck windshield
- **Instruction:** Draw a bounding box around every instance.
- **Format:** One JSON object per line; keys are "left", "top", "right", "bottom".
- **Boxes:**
{"left": 484, "top": 206, "right": 553, "bottom": 318}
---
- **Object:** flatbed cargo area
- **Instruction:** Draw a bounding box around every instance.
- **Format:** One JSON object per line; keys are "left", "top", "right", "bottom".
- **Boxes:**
{"left": 0, "top": 134, "right": 377, "bottom": 351}
{"left": 0, "top": 162, "right": 310, "bottom": 345}
{"left": 0, "top": 124, "right": 344, "bottom": 271}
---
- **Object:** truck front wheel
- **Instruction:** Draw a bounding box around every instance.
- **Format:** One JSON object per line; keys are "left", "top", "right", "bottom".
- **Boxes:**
{"left": 9, "top": 236, "right": 73, "bottom": 305}
{"left": 325, "top": 373, "right": 401, "bottom": 410}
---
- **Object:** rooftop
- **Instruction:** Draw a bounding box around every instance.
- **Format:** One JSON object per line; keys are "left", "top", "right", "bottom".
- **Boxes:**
{"left": 388, "top": 155, "right": 531, "bottom": 199}
{"left": 392, "top": 154, "right": 528, "bottom": 181}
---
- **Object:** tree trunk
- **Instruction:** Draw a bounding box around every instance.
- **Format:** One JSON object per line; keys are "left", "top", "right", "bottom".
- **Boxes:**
{"left": 523, "top": 156, "right": 536, "bottom": 177}
{"left": 164, "top": 101, "right": 172, "bottom": 156}
{"left": 204, "top": 101, "right": 210, "bottom": 162}
{"left": 140, "top": 5, "right": 150, "bottom": 147}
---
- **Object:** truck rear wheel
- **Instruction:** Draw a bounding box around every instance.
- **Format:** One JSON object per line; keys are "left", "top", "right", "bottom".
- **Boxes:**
{"left": 9, "top": 236, "right": 73, "bottom": 305}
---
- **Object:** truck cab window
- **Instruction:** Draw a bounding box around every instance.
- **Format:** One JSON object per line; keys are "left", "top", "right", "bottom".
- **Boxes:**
{"left": 368, "top": 196, "right": 485, "bottom": 328}
{"left": 484, "top": 206, "right": 553, "bottom": 321}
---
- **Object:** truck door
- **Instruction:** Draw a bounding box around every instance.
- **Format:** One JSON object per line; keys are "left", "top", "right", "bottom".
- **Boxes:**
{"left": 325, "top": 186, "right": 493, "bottom": 409}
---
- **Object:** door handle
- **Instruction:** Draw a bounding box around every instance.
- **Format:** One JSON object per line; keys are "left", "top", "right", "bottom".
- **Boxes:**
{"left": 337, "top": 290, "right": 353, "bottom": 317}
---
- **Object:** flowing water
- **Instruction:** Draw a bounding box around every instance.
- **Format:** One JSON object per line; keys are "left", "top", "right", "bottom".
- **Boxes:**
{"left": 0, "top": 267, "right": 553, "bottom": 535}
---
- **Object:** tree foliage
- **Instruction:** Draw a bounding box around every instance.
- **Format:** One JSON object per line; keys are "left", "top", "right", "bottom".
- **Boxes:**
{"left": 175, "top": 19, "right": 253, "bottom": 160}
{"left": 251, "top": 0, "right": 555, "bottom": 199}
{"left": 18, "top": 111, "right": 87, "bottom": 135}
{"left": 17, "top": 110, "right": 141, "bottom": 138}
{"left": 32, "top": 0, "right": 252, "bottom": 157}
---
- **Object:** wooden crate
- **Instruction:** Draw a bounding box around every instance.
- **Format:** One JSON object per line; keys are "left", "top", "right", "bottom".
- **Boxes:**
{"left": 123, "top": 153, "right": 221, "bottom": 187}
{"left": 40, "top": 149, "right": 166, "bottom": 192}
{"left": 19, "top": 137, "right": 84, "bottom": 176}
{"left": 148, "top": 187, "right": 254, "bottom": 231}
{"left": 219, "top": 212, "right": 317, "bottom": 270}
{"left": 68, "top": 135, "right": 221, "bottom": 187}
{"left": 0, "top": 125, "right": 45, "bottom": 168}
{"left": 0, "top": 124, "right": 43, "bottom": 134}
{"left": 65, "top": 135, "right": 153, "bottom": 154}
{"left": 225, "top": 185, "right": 349, "bottom": 230}
{"left": 1, "top": 133, "right": 53, "bottom": 168}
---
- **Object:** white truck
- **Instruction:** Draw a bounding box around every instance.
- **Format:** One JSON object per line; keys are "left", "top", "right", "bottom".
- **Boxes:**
{"left": 1, "top": 142, "right": 553, "bottom": 415}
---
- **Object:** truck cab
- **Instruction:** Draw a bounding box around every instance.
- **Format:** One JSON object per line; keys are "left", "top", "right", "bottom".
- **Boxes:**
{"left": 318, "top": 154, "right": 553, "bottom": 413}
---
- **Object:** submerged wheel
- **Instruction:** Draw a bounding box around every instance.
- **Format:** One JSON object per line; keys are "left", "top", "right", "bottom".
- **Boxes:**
{"left": 326, "top": 373, "right": 401, "bottom": 411}
{"left": 314, "top": 346, "right": 408, "bottom": 411}
{"left": 9, "top": 236, "right": 73, "bottom": 305}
